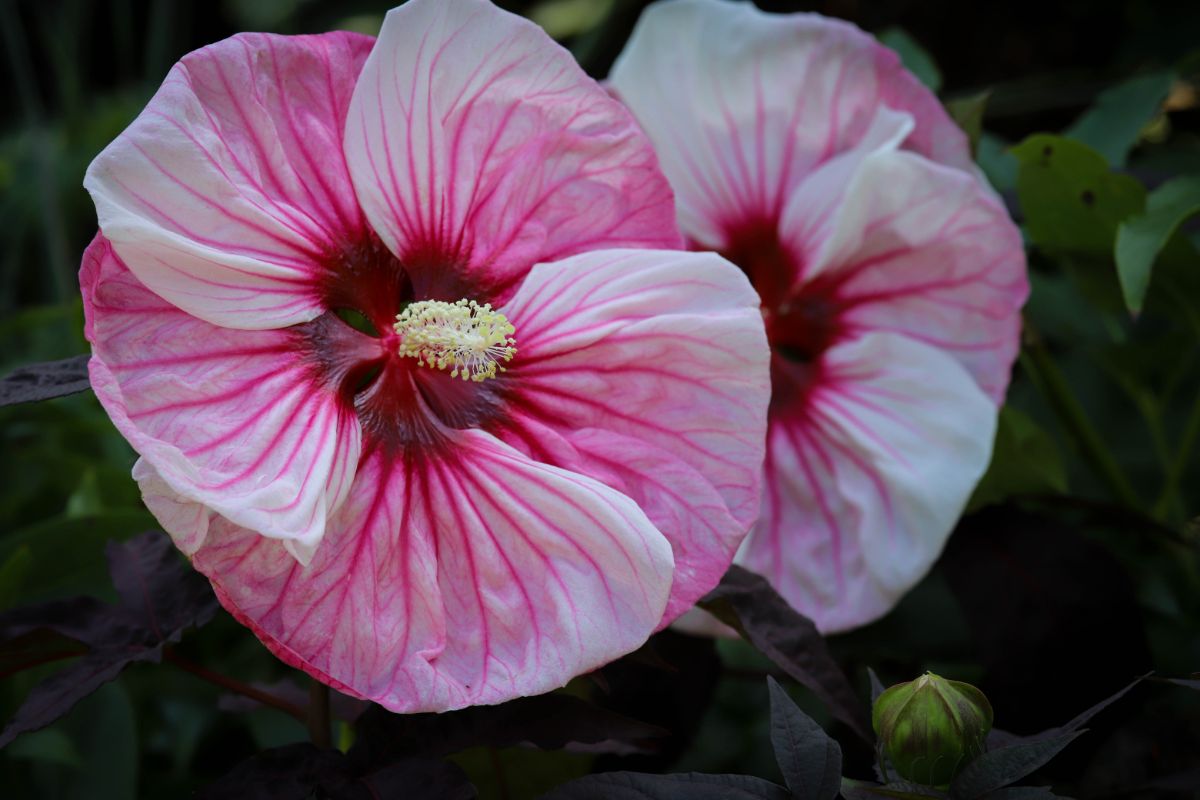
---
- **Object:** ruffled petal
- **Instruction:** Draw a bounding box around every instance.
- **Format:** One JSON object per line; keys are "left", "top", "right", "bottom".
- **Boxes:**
{"left": 344, "top": 0, "right": 680, "bottom": 298}
{"left": 185, "top": 431, "right": 675, "bottom": 712}
{"left": 742, "top": 333, "right": 995, "bottom": 632}
{"left": 84, "top": 31, "right": 374, "bottom": 329}
{"left": 82, "top": 235, "right": 362, "bottom": 560}
{"left": 609, "top": 0, "right": 971, "bottom": 247}
{"left": 786, "top": 149, "right": 1027, "bottom": 401}
{"left": 501, "top": 249, "right": 771, "bottom": 622}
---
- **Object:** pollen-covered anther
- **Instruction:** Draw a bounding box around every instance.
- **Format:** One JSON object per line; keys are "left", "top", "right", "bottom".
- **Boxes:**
{"left": 394, "top": 299, "right": 517, "bottom": 382}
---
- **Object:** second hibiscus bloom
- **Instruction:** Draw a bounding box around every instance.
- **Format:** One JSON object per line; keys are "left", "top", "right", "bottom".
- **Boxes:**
{"left": 611, "top": 0, "right": 1028, "bottom": 633}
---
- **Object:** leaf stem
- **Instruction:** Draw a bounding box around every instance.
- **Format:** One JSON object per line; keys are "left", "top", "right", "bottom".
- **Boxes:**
{"left": 163, "top": 648, "right": 307, "bottom": 722}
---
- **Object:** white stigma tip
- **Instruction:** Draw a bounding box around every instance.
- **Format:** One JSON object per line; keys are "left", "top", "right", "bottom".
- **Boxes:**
{"left": 394, "top": 299, "right": 517, "bottom": 382}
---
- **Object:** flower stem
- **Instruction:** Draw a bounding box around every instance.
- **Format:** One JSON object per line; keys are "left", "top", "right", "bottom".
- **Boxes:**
{"left": 163, "top": 647, "right": 307, "bottom": 722}
{"left": 308, "top": 679, "right": 332, "bottom": 749}
{"left": 1019, "top": 331, "right": 1140, "bottom": 509}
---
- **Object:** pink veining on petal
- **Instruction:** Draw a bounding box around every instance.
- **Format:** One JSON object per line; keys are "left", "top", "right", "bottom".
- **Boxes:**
{"left": 344, "top": 0, "right": 682, "bottom": 304}
{"left": 85, "top": 30, "right": 375, "bottom": 329}
{"left": 744, "top": 333, "right": 996, "bottom": 632}
{"left": 612, "top": 0, "right": 1028, "bottom": 632}
{"left": 82, "top": 235, "right": 365, "bottom": 558}
{"left": 187, "top": 431, "right": 674, "bottom": 712}
{"left": 609, "top": 0, "right": 970, "bottom": 248}
{"left": 497, "top": 249, "right": 771, "bottom": 621}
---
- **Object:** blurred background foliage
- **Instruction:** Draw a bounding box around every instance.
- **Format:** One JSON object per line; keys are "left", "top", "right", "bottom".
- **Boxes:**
{"left": 2, "top": 0, "right": 1200, "bottom": 798}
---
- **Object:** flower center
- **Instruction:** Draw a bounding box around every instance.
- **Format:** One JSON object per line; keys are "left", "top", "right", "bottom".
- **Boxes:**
{"left": 394, "top": 299, "right": 517, "bottom": 382}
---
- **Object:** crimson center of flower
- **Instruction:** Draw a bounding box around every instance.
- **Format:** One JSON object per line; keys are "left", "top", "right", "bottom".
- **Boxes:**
{"left": 718, "top": 220, "right": 842, "bottom": 364}
{"left": 297, "top": 234, "right": 512, "bottom": 452}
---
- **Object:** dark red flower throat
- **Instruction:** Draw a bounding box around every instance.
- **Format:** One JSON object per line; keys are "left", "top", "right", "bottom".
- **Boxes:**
{"left": 296, "top": 233, "right": 508, "bottom": 452}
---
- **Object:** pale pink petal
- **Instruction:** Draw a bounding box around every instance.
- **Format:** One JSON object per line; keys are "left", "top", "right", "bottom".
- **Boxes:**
{"left": 81, "top": 236, "right": 363, "bottom": 559}
{"left": 743, "top": 333, "right": 995, "bottom": 632}
{"left": 609, "top": 0, "right": 970, "bottom": 247}
{"left": 500, "top": 249, "right": 771, "bottom": 621}
{"left": 187, "top": 431, "right": 675, "bottom": 712}
{"left": 344, "top": 0, "right": 680, "bottom": 299}
{"left": 84, "top": 31, "right": 374, "bottom": 329}
{"left": 786, "top": 150, "right": 1027, "bottom": 401}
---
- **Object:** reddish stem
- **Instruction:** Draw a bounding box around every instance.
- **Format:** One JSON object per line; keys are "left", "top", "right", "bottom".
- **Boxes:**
{"left": 163, "top": 647, "right": 307, "bottom": 722}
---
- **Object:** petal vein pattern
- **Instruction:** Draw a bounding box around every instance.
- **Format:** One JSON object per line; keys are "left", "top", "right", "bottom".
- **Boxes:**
{"left": 610, "top": 0, "right": 1027, "bottom": 631}
{"left": 500, "top": 250, "right": 771, "bottom": 622}
{"left": 84, "top": 31, "right": 374, "bottom": 329}
{"left": 345, "top": 0, "right": 681, "bottom": 300}
{"left": 189, "top": 432, "right": 674, "bottom": 712}
{"left": 82, "top": 237, "right": 361, "bottom": 561}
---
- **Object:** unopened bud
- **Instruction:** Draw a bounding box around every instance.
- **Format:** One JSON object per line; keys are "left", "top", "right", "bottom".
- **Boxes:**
{"left": 872, "top": 672, "right": 993, "bottom": 787}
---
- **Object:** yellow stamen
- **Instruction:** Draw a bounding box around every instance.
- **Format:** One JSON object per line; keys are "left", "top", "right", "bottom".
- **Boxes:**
{"left": 394, "top": 299, "right": 517, "bottom": 382}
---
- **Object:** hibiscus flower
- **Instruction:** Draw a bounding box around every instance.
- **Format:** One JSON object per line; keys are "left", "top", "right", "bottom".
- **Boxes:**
{"left": 81, "top": 0, "right": 770, "bottom": 711}
{"left": 611, "top": 0, "right": 1028, "bottom": 632}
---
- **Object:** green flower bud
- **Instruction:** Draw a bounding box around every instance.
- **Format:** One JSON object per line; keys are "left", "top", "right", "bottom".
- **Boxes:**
{"left": 872, "top": 672, "right": 994, "bottom": 787}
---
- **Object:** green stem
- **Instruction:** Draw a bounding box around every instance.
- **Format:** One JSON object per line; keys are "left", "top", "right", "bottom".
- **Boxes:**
{"left": 1020, "top": 337, "right": 1140, "bottom": 508}
{"left": 308, "top": 679, "right": 332, "bottom": 749}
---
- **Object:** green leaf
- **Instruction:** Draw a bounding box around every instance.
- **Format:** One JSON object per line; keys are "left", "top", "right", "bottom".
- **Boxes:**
{"left": 1012, "top": 134, "right": 1146, "bottom": 256}
{"left": 1115, "top": 175, "right": 1200, "bottom": 315}
{"left": 878, "top": 28, "right": 942, "bottom": 94}
{"left": 968, "top": 407, "right": 1068, "bottom": 511}
{"left": 0, "top": 511, "right": 156, "bottom": 603}
{"left": 5, "top": 726, "right": 83, "bottom": 768}
{"left": 945, "top": 90, "right": 991, "bottom": 156}
{"left": 1065, "top": 71, "right": 1176, "bottom": 168}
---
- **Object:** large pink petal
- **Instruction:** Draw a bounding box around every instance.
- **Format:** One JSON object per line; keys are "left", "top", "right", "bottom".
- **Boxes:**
{"left": 743, "top": 333, "right": 995, "bottom": 632}
{"left": 183, "top": 431, "right": 675, "bottom": 712}
{"left": 609, "top": 0, "right": 971, "bottom": 248}
{"left": 500, "top": 249, "right": 771, "bottom": 622}
{"left": 344, "top": 0, "right": 680, "bottom": 299}
{"left": 786, "top": 149, "right": 1027, "bottom": 402}
{"left": 84, "top": 31, "right": 373, "bottom": 329}
{"left": 81, "top": 236, "right": 363, "bottom": 561}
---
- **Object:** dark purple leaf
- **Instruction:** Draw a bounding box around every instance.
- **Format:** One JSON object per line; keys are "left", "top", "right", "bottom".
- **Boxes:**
{"left": 767, "top": 677, "right": 841, "bottom": 800}
{"left": 1161, "top": 678, "right": 1200, "bottom": 691}
{"left": 0, "top": 532, "right": 217, "bottom": 748}
{"left": 949, "top": 732, "right": 1085, "bottom": 799}
{"left": 0, "top": 355, "right": 91, "bottom": 406}
{"left": 352, "top": 692, "right": 666, "bottom": 765}
{"left": 105, "top": 532, "right": 218, "bottom": 637}
{"left": 196, "top": 743, "right": 475, "bottom": 800}
{"left": 540, "top": 771, "right": 794, "bottom": 799}
{"left": 983, "top": 788, "right": 1066, "bottom": 799}
{"left": 700, "top": 566, "right": 872, "bottom": 743}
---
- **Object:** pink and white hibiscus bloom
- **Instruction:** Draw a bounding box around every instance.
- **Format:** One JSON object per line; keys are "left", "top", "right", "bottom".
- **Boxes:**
{"left": 81, "top": 0, "right": 770, "bottom": 712}
{"left": 611, "top": 0, "right": 1028, "bottom": 632}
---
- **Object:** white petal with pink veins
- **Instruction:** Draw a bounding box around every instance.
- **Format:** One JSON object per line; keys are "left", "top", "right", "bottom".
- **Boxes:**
{"left": 82, "top": 237, "right": 362, "bottom": 560}
{"left": 85, "top": 32, "right": 373, "bottom": 329}
{"left": 609, "top": 0, "right": 971, "bottom": 247}
{"left": 787, "top": 149, "right": 1027, "bottom": 401}
{"left": 344, "top": 0, "right": 679, "bottom": 299}
{"left": 742, "top": 332, "right": 995, "bottom": 632}
{"left": 501, "top": 249, "right": 771, "bottom": 621}
{"left": 189, "top": 431, "right": 674, "bottom": 712}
